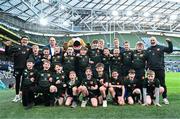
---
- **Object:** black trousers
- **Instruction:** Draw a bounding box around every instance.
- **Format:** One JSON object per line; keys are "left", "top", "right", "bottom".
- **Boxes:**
{"left": 151, "top": 69, "right": 167, "bottom": 99}
{"left": 14, "top": 69, "right": 24, "bottom": 95}
{"left": 36, "top": 86, "right": 55, "bottom": 106}
{"left": 22, "top": 86, "right": 35, "bottom": 106}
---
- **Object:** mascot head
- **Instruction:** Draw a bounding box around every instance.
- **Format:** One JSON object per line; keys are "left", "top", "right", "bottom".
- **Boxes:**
{"left": 67, "top": 37, "right": 86, "bottom": 54}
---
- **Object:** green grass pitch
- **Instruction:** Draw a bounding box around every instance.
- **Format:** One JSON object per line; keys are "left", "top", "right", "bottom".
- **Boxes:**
{"left": 0, "top": 72, "right": 180, "bottom": 119}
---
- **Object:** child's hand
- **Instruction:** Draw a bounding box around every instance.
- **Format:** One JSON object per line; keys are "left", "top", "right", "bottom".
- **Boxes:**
{"left": 89, "top": 61, "right": 94, "bottom": 64}
{"left": 63, "top": 84, "right": 67, "bottom": 87}
{"left": 104, "top": 82, "right": 108, "bottom": 88}
{"left": 30, "top": 78, "right": 35, "bottom": 82}
{"left": 117, "top": 85, "right": 122, "bottom": 88}
{"left": 100, "top": 79, "right": 104, "bottom": 84}
{"left": 49, "top": 77, "right": 53, "bottom": 82}
{"left": 56, "top": 80, "right": 61, "bottom": 84}
{"left": 109, "top": 54, "right": 113, "bottom": 57}
{"left": 48, "top": 55, "right": 51, "bottom": 60}
{"left": 49, "top": 85, "right": 57, "bottom": 93}
{"left": 64, "top": 53, "right": 67, "bottom": 57}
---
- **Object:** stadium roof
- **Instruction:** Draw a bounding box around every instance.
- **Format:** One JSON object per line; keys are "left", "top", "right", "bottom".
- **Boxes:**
{"left": 0, "top": 0, "right": 180, "bottom": 34}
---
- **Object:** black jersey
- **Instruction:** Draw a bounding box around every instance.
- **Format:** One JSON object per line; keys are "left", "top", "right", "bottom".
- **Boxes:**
{"left": 21, "top": 68, "right": 37, "bottom": 88}
{"left": 5, "top": 45, "right": 31, "bottom": 69}
{"left": 37, "top": 70, "right": 52, "bottom": 88}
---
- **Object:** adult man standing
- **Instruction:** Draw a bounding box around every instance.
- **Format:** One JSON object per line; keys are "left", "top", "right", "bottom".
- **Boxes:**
{"left": 146, "top": 36, "right": 173, "bottom": 104}
{"left": 47, "top": 37, "right": 57, "bottom": 57}
{"left": 4, "top": 36, "right": 31, "bottom": 102}
{"left": 113, "top": 38, "right": 125, "bottom": 54}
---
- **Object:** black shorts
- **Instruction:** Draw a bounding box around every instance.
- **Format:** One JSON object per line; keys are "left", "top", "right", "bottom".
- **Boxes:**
{"left": 56, "top": 87, "right": 66, "bottom": 98}
{"left": 126, "top": 90, "right": 133, "bottom": 98}
{"left": 67, "top": 88, "right": 73, "bottom": 97}
{"left": 88, "top": 89, "right": 101, "bottom": 98}
{"left": 147, "top": 88, "right": 155, "bottom": 99}
{"left": 114, "top": 88, "right": 122, "bottom": 98}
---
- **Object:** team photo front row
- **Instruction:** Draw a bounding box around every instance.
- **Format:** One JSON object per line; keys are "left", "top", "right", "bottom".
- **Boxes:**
{"left": 22, "top": 59, "right": 164, "bottom": 109}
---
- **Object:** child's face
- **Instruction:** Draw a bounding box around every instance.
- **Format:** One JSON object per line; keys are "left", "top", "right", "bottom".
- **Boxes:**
{"left": 96, "top": 66, "right": 104, "bottom": 72}
{"left": 112, "top": 71, "right": 119, "bottom": 78}
{"left": 92, "top": 43, "right": 98, "bottom": 49}
{"left": 103, "top": 49, "right": 110, "bottom": 56}
{"left": 98, "top": 41, "right": 104, "bottom": 48}
{"left": 43, "top": 49, "right": 50, "bottom": 55}
{"left": 113, "top": 40, "right": 119, "bottom": 47}
{"left": 20, "top": 38, "right": 29, "bottom": 46}
{"left": 147, "top": 74, "right": 155, "bottom": 81}
{"left": 128, "top": 73, "right": 135, "bottom": 79}
{"left": 55, "top": 47, "right": 60, "bottom": 54}
{"left": 124, "top": 43, "right": 130, "bottom": 51}
{"left": 26, "top": 62, "right": 34, "bottom": 69}
{"left": 69, "top": 72, "right": 76, "bottom": 80}
{"left": 67, "top": 48, "right": 74, "bottom": 55}
{"left": 33, "top": 47, "right": 39, "bottom": 54}
{"left": 55, "top": 65, "right": 63, "bottom": 72}
{"left": 43, "top": 62, "right": 50, "bottom": 70}
{"left": 136, "top": 44, "right": 144, "bottom": 51}
{"left": 113, "top": 49, "right": 120, "bottom": 56}
{"left": 80, "top": 49, "right": 87, "bottom": 55}
{"left": 85, "top": 69, "right": 92, "bottom": 76}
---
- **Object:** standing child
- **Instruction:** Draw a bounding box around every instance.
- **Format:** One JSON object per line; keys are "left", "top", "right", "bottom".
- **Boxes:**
{"left": 21, "top": 58, "right": 37, "bottom": 109}
{"left": 143, "top": 70, "right": 164, "bottom": 107}
{"left": 65, "top": 71, "right": 80, "bottom": 108}
{"left": 89, "top": 40, "right": 102, "bottom": 73}
{"left": 110, "top": 48, "right": 123, "bottom": 75}
{"left": 28, "top": 45, "right": 42, "bottom": 70}
{"left": 101, "top": 48, "right": 111, "bottom": 77}
{"left": 109, "top": 70, "right": 125, "bottom": 105}
{"left": 94, "top": 63, "right": 109, "bottom": 107}
{"left": 122, "top": 41, "right": 133, "bottom": 76}
{"left": 76, "top": 47, "right": 90, "bottom": 82}
{"left": 79, "top": 67, "right": 98, "bottom": 107}
{"left": 63, "top": 47, "right": 76, "bottom": 76}
{"left": 51, "top": 46, "right": 63, "bottom": 70}
{"left": 41, "top": 48, "right": 51, "bottom": 62}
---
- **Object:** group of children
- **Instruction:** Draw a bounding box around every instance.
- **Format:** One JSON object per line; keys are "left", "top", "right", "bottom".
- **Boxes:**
{"left": 20, "top": 39, "right": 165, "bottom": 109}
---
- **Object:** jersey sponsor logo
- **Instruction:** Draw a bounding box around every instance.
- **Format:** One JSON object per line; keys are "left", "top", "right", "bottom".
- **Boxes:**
{"left": 140, "top": 54, "right": 144, "bottom": 57}
{"left": 22, "top": 51, "right": 26, "bottom": 54}
{"left": 47, "top": 74, "right": 51, "bottom": 77}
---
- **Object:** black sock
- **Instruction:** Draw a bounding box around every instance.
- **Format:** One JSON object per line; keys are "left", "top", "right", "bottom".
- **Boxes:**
{"left": 83, "top": 96, "right": 88, "bottom": 101}
{"left": 103, "top": 97, "right": 106, "bottom": 100}
{"left": 73, "top": 95, "right": 78, "bottom": 102}
{"left": 112, "top": 97, "right": 116, "bottom": 102}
